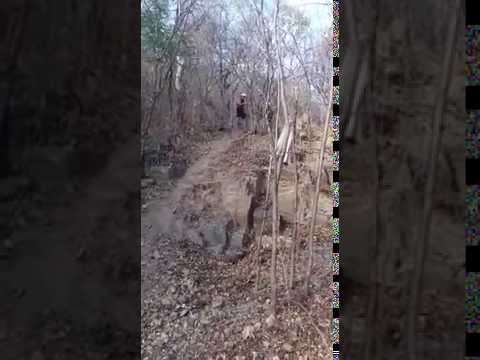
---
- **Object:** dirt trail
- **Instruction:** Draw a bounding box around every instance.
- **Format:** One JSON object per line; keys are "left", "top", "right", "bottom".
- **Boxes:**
{"left": 141, "top": 132, "right": 332, "bottom": 359}
{"left": 141, "top": 135, "right": 255, "bottom": 359}
{"left": 141, "top": 136, "right": 231, "bottom": 295}
{"left": 144, "top": 137, "right": 230, "bottom": 230}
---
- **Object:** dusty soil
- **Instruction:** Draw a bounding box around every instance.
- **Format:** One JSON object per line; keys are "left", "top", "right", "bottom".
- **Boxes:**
{"left": 141, "top": 129, "right": 333, "bottom": 359}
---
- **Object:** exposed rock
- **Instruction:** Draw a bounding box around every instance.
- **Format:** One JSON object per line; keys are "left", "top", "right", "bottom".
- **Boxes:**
{"left": 197, "top": 218, "right": 230, "bottom": 256}
{"left": 189, "top": 215, "right": 246, "bottom": 257}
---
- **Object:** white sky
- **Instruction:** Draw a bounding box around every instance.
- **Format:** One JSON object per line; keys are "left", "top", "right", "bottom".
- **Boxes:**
{"left": 284, "top": 0, "right": 332, "bottom": 31}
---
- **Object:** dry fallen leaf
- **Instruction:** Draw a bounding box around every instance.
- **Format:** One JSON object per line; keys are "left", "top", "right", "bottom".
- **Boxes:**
{"left": 242, "top": 325, "right": 254, "bottom": 340}
{"left": 265, "top": 314, "right": 276, "bottom": 328}
{"left": 212, "top": 296, "right": 224, "bottom": 308}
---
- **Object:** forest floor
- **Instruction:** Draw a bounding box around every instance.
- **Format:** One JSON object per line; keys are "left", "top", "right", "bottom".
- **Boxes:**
{"left": 141, "top": 128, "right": 333, "bottom": 359}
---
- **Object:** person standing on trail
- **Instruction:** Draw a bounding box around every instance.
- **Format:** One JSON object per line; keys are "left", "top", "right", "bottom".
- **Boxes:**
{"left": 266, "top": 103, "right": 274, "bottom": 130}
{"left": 236, "top": 93, "right": 247, "bottom": 129}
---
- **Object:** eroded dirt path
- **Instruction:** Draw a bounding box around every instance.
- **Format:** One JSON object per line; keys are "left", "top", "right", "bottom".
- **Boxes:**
{"left": 141, "top": 132, "right": 333, "bottom": 359}
{"left": 141, "top": 136, "right": 252, "bottom": 359}
{"left": 141, "top": 136, "right": 231, "bottom": 298}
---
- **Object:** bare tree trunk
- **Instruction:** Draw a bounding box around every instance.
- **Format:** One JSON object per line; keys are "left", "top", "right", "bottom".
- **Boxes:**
{"left": 304, "top": 83, "right": 333, "bottom": 293}
{"left": 283, "top": 130, "right": 294, "bottom": 164}
{"left": 218, "top": 8, "right": 227, "bottom": 128}
{"left": 168, "top": 61, "right": 178, "bottom": 136}
{"left": 339, "top": 0, "right": 361, "bottom": 141}
{"left": 175, "top": 56, "right": 184, "bottom": 91}
{"left": 230, "top": 89, "right": 234, "bottom": 133}
{"left": 255, "top": 151, "right": 273, "bottom": 291}
{"left": 143, "top": 61, "right": 162, "bottom": 137}
{"left": 269, "top": 75, "right": 282, "bottom": 319}
{"left": 254, "top": 76, "right": 276, "bottom": 291}
{"left": 266, "top": 57, "right": 283, "bottom": 316}
{"left": 288, "top": 89, "right": 300, "bottom": 290}
{"left": 275, "top": 69, "right": 291, "bottom": 163}
{"left": 307, "top": 95, "right": 313, "bottom": 142}
{"left": 345, "top": 52, "right": 369, "bottom": 141}
{"left": 248, "top": 88, "right": 257, "bottom": 133}
{"left": 270, "top": 157, "right": 279, "bottom": 317}
{"left": 407, "top": 1, "right": 461, "bottom": 358}
{"left": 273, "top": 0, "right": 290, "bottom": 165}
{"left": 269, "top": 0, "right": 292, "bottom": 314}
{"left": 142, "top": 61, "right": 163, "bottom": 177}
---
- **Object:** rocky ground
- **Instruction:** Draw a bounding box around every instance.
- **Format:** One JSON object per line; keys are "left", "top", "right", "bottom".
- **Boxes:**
{"left": 141, "top": 127, "right": 334, "bottom": 359}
